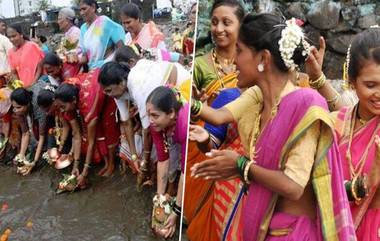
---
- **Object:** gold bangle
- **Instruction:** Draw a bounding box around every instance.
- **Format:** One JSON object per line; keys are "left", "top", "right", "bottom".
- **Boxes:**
{"left": 309, "top": 73, "right": 326, "bottom": 89}
{"left": 326, "top": 92, "right": 341, "bottom": 110}
{"left": 244, "top": 160, "right": 255, "bottom": 185}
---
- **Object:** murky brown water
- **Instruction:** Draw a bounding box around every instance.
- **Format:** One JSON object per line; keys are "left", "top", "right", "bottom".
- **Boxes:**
{"left": 0, "top": 164, "right": 179, "bottom": 241}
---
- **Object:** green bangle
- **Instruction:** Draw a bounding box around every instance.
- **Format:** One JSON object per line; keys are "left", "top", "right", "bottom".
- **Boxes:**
{"left": 191, "top": 100, "right": 203, "bottom": 116}
{"left": 345, "top": 180, "right": 354, "bottom": 202}
{"left": 236, "top": 155, "right": 248, "bottom": 178}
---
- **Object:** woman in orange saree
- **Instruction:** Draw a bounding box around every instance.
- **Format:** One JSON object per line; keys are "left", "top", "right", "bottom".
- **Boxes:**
{"left": 188, "top": 87, "right": 248, "bottom": 241}
{"left": 184, "top": 1, "right": 245, "bottom": 239}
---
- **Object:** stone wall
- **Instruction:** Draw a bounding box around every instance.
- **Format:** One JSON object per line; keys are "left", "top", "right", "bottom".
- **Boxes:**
{"left": 274, "top": 0, "right": 380, "bottom": 79}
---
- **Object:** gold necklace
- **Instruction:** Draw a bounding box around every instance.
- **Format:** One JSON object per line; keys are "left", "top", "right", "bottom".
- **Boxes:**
{"left": 249, "top": 81, "right": 292, "bottom": 160}
{"left": 346, "top": 105, "right": 380, "bottom": 179}
{"left": 356, "top": 106, "right": 369, "bottom": 125}
{"left": 249, "top": 100, "right": 280, "bottom": 160}
{"left": 211, "top": 48, "right": 236, "bottom": 80}
{"left": 249, "top": 111, "right": 262, "bottom": 161}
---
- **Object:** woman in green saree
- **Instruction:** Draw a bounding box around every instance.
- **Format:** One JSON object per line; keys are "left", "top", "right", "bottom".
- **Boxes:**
{"left": 193, "top": 0, "right": 244, "bottom": 96}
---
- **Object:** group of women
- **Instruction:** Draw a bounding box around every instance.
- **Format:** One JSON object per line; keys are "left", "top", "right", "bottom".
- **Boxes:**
{"left": 185, "top": 0, "right": 380, "bottom": 241}
{"left": 0, "top": 0, "right": 195, "bottom": 238}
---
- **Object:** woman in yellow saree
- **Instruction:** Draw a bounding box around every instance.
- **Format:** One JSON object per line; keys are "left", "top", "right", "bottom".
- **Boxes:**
{"left": 190, "top": 13, "right": 356, "bottom": 241}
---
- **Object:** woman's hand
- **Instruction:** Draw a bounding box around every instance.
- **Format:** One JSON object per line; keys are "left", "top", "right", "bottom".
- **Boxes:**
{"left": 71, "top": 162, "right": 80, "bottom": 176}
{"left": 305, "top": 36, "right": 326, "bottom": 81}
{"left": 188, "top": 125, "right": 209, "bottom": 143}
{"left": 192, "top": 84, "right": 209, "bottom": 102}
{"left": 20, "top": 162, "right": 35, "bottom": 176}
{"left": 190, "top": 149, "right": 240, "bottom": 180}
{"left": 162, "top": 212, "right": 177, "bottom": 238}
{"left": 77, "top": 173, "right": 87, "bottom": 187}
{"left": 133, "top": 158, "right": 142, "bottom": 174}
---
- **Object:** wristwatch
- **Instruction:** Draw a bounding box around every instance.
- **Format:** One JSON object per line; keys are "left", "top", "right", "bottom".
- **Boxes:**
{"left": 131, "top": 154, "right": 138, "bottom": 162}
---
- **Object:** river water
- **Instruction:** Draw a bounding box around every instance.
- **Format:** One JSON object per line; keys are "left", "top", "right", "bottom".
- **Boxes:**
{"left": 0, "top": 164, "right": 179, "bottom": 241}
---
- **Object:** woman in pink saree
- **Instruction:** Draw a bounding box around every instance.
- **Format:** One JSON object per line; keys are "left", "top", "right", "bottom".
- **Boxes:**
{"left": 306, "top": 28, "right": 380, "bottom": 240}
{"left": 121, "top": 3, "right": 166, "bottom": 50}
{"left": 190, "top": 13, "right": 356, "bottom": 241}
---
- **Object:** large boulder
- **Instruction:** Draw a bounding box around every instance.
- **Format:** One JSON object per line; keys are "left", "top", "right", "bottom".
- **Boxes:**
{"left": 326, "top": 34, "right": 355, "bottom": 55}
{"left": 357, "top": 14, "right": 377, "bottom": 29}
{"left": 306, "top": 0, "right": 341, "bottom": 30}
{"left": 286, "top": 2, "right": 308, "bottom": 22}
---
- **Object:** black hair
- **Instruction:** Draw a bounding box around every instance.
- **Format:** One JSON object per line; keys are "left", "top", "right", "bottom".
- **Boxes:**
{"left": 146, "top": 86, "right": 182, "bottom": 114}
{"left": 80, "top": 0, "right": 99, "bottom": 9}
{"left": 8, "top": 23, "right": 29, "bottom": 40}
{"left": 55, "top": 83, "right": 79, "bottom": 103}
{"left": 99, "top": 62, "right": 130, "bottom": 86}
{"left": 0, "top": 19, "right": 6, "bottom": 24}
{"left": 10, "top": 88, "right": 32, "bottom": 106}
{"left": 8, "top": 24, "right": 23, "bottom": 35}
{"left": 121, "top": 3, "right": 141, "bottom": 20}
{"left": 210, "top": 0, "right": 245, "bottom": 22}
{"left": 114, "top": 46, "right": 139, "bottom": 63}
{"left": 239, "top": 13, "right": 308, "bottom": 72}
{"left": 37, "top": 89, "right": 55, "bottom": 108}
{"left": 43, "top": 53, "right": 62, "bottom": 66}
{"left": 348, "top": 28, "right": 380, "bottom": 82}
{"left": 38, "top": 35, "right": 47, "bottom": 43}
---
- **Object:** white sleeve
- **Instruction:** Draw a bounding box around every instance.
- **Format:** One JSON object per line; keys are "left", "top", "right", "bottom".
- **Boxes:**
{"left": 115, "top": 97, "right": 130, "bottom": 122}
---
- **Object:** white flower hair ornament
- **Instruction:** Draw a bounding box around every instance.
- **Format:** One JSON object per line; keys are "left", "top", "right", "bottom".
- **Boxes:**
{"left": 44, "top": 85, "right": 56, "bottom": 93}
{"left": 278, "top": 18, "right": 311, "bottom": 71}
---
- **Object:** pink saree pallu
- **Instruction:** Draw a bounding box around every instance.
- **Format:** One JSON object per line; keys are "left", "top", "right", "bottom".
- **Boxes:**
{"left": 265, "top": 212, "right": 321, "bottom": 241}
{"left": 356, "top": 208, "right": 380, "bottom": 241}
{"left": 242, "top": 89, "right": 356, "bottom": 241}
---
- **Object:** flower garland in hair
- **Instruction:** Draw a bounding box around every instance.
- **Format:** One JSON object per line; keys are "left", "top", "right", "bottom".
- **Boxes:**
{"left": 343, "top": 25, "right": 379, "bottom": 89}
{"left": 168, "top": 85, "right": 186, "bottom": 106}
{"left": 44, "top": 85, "right": 56, "bottom": 93}
{"left": 278, "top": 18, "right": 311, "bottom": 71}
{"left": 342, "top": 44, "right": 351, "bottom": 90}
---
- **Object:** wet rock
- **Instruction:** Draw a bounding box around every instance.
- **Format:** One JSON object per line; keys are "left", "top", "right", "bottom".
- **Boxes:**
{"left": 353, "top": 0, "right": 375, "bottom": 5}
{"left": 357, "top": 3, "right": 376, "bottom": 16}
{"left": 326, "top": 34, "right": 355, "bottom": 55}
{"left": 341, "top": 6, "right": 359, "bottom": 26}
{"left": 306, "top": 1, "right": 341, "bottom": 30}
{"left": 303, "top": 24, "right": 321, "bottom": 47}
{"left": 286, "top": 2, "right": 308, "bottom": 22}
{"left": 332, "top": 21, "right": 355, "bottom": 33}
{"left": 357, "top": 14, "right": 377, "bottom": 29}
{"left": 323, "top": 50, "right": 346, "bottom": 80}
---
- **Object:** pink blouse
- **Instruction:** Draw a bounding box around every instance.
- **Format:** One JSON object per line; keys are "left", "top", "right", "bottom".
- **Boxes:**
{"left": 151, "top": 103, "right": 189, "bottom": 172}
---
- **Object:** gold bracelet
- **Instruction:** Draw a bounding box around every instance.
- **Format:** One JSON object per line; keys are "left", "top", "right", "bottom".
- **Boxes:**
{"left": 244, "top": 160, "right": 255, "bottom": 185}
{"left": 326, "top": 92, "right": 341, "bottom": 110}
{"left": 309, "top": 73, "right": 326, "bottom": 89}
